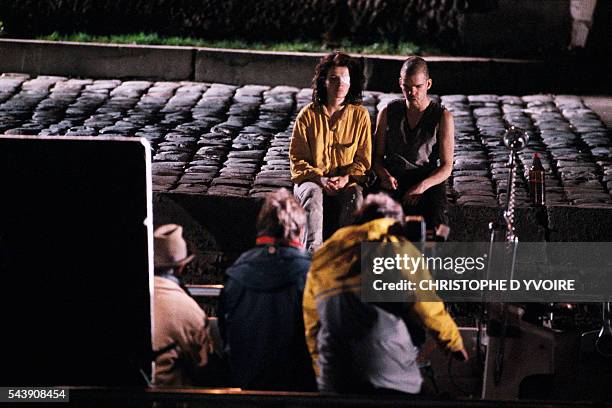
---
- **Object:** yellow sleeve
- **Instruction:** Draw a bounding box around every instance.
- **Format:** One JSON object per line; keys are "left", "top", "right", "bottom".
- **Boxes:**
{"left": 398, "top": 241, "right": 463, "bottom": 352}
{"left": 302, "top": 271, "right": 321, "bottom": 376}
{"left": 409, "top": 245, "right": 463, "bottom": 351}
{"left": 413, "top": 301, "right": 464, "bottom": 352}
{"left": 290, "top": 109, "right": 324, "bottom": 184}
{"left": 346, "top": 108, "right": 372, "bottom": 183}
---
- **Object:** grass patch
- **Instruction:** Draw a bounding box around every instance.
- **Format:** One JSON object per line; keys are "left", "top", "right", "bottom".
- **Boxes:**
{"left": 36, "top": 32, "right": 445, "bottom": 56}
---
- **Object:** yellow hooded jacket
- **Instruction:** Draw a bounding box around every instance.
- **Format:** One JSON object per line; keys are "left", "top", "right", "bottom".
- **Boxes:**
{"left": 303, "top": 218, "right": 464, "bottom": 376}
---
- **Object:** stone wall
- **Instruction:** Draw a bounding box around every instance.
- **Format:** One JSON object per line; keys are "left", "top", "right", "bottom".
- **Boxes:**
{"left": 8, "top": 39, "right": 610, "bottom": 95}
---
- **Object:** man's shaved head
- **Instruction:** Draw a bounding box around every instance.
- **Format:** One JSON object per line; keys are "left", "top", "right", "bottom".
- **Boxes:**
{"left": 400, "top": 56, "right": 429, "bottom": 79}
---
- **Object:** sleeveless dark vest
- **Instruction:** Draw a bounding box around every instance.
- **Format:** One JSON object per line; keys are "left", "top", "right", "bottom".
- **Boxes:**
{"left": 383, "top": 99, "right": 445, "bottom": 183}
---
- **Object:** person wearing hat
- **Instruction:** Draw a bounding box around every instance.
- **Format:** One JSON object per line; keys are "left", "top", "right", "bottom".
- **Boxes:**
{"left": 152, "top": 224, "right": 212, "bottom": 386}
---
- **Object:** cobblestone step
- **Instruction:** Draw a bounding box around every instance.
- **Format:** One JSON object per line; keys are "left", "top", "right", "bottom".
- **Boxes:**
{"left": 2, "top": 72, "right": 611, "bottom": 209}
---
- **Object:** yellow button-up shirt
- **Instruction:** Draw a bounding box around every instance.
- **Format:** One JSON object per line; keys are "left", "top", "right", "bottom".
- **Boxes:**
{"left": 289, "top": 102, "right": 372, "bottom": 185}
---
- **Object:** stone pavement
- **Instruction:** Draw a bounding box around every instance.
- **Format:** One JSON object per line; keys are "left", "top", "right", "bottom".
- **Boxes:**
{"left": 1, "top": 72, "right": 611, "bottom": 209}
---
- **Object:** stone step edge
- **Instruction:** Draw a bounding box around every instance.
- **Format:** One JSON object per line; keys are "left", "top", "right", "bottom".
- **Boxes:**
{"left": 1, "top": 38, "right": 594, "bottom": 94}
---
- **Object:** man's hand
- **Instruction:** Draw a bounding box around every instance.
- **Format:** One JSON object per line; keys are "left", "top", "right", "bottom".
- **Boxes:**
{"left": 452, "top": 348, "right": 469, "bottom": 362}
{"left": 380, "top": 174, "right": 398, "bottom": 191}
{"left": 402, "top": 182, "right": 427, "bottom": 206}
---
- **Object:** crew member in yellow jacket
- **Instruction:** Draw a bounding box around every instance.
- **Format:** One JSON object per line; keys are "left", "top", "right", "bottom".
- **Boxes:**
{"left": 303, "top": 193, "right": 467, "bottom": 394}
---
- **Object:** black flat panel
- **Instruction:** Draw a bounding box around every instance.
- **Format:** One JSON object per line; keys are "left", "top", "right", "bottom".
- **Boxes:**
{"left": 0, "top": 136, "right": 152, "bottom": 386}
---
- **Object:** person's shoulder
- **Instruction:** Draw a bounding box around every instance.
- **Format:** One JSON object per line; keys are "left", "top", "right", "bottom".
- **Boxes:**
{"left": 440, "top": 105, "right": 453, "bottom": 122}
{"left": 280, "top": 251, "right": 311, "bottom": 285}
{"left": 383, "top": 99, "right": 405, "bottom": 116}
{"left": 348, "top": 103, "right": 367, "bottom": 113}
{"left": 302, "top": 102, "right": 316, "bottom": 112}
{"left": 226, "top": 247, "right": 263, "bottom": 272}
{"left": 155, "top": 277, "right": 205, "bottom": 318}
{"left": 226, "top": 245, "right": 306, "bottom": 277}
{"left": 283, "top": 247, "right": 311, "bottom": 269}
{"left": 431, "top": 100, "right": 447, "bottom": 113}
{"left": 378, "top": 103, "right": 389, "bottom": 113}
{"left": 297, "top": 102, "right": 317, "bottom": 117}
{"left": 293, "top": 103, "right": 318, "bottom": 126}
{"left": 348, "top": 104, "right": 370, "bottom": 119}
{"left": 154, "top": 275, "right": 181, "bottom": 292}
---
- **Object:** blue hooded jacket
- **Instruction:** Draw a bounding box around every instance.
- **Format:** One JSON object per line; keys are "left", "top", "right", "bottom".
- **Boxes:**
{"left": 218, "top": 243, "right": 316, "bottom": 391}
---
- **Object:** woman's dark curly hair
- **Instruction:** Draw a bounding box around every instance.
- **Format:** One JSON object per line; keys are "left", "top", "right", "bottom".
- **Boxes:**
{"left": 312, "top": 51, "right": 364, "bottom": 106}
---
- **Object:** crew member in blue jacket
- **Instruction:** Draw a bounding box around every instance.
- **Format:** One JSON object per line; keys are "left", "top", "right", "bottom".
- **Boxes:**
{"left": 218, "top": 188, "right": 316, "bottom": 391}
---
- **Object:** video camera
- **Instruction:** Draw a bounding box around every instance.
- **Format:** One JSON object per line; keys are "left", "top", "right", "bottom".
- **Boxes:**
{"left": 400, "top": 215, "right": 450, "bottom": 243}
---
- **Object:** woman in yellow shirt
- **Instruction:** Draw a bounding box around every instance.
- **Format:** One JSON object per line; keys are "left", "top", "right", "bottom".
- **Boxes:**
{"left": 289, "top": 51, "right": 372, "bottom": 252}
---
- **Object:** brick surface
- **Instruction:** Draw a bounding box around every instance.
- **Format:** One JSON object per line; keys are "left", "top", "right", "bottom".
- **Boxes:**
{"left": 2, "top": 73, "right": 610, "bottom": 209}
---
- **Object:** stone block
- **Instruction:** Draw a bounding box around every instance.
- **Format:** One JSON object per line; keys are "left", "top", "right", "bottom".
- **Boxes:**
{"left": 195, "top": 48, "right": 321, "bottom": 88}
{"left": 0, "top": 39, "right": 193, "bottom": 80}
{"left": 547, "top": 205, "right": 612, "bottom": 241}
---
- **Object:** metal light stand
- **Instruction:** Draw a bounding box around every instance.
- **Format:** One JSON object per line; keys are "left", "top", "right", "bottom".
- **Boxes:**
{"left": 481, "top": 127, "right": 529, "bottom": 396}
{"left": 501, "top": 126, "right": 529, "bottom": 245}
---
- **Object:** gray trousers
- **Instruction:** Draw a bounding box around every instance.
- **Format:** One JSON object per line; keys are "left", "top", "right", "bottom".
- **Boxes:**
{"left": 294, "top": 181, "right": 363, "bottom": 252}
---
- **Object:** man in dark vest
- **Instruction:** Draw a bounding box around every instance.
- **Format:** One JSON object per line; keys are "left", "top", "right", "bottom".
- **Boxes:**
{"left": 373, "top": 56, "right": 455, "bottom": 229}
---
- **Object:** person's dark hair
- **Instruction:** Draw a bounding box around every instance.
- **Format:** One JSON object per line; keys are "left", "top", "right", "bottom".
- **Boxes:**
{"left": 312, "top": 51, "right": 364, "bottom": 106}
{"left": 256, "top": 188, "right": 306, "bottom": 242}
{"left": 353, "top": 193, "right": 404, "bottom": 225}
{"left": 400, "top": 56, "right": 430, "bottom": 79}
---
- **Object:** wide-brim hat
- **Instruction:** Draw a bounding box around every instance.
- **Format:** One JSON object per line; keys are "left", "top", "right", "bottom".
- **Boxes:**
{"left": 153, "top": 224, "right": 195, "bottom": 268}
